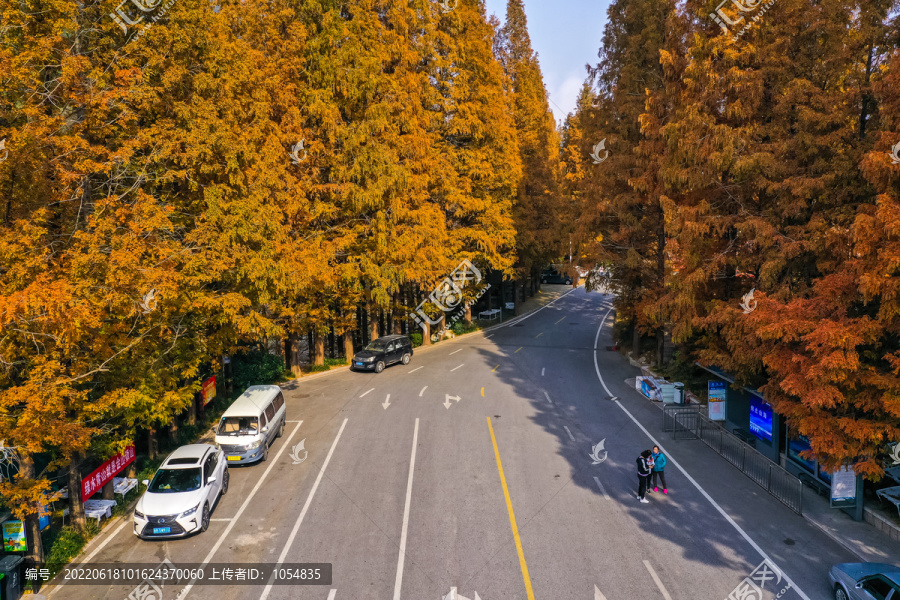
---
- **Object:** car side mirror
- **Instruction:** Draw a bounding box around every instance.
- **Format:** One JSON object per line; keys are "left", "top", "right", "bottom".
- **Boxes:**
{"left": 142, "top": 479, "right": 150, "bottom": 487}
{"left": 207, "top": 476, "right": 217, "bottom": 484}
{"left": 262, "top": 426, "right": 269, "bottom": 433}
{"left": 856, "top": 582, "right": 864, "bottom": 589}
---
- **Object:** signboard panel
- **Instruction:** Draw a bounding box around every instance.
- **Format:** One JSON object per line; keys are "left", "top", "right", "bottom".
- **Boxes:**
{"left": 831, "top": 466, "right": 858, "bottom": 507}
{"left": 749, "top": 394, "right": 773, "bottom": 442}
{"left": 708, "top": 380, "right": 727, "bottom": 401}
{"left": 82, "top": 445, "right": 136, "bottom": 499}
{"left": 2, "top": 520, "right": 26, "bottom": 552}
{"left": 201, "top": 376, "right": 217, "bottom": 407}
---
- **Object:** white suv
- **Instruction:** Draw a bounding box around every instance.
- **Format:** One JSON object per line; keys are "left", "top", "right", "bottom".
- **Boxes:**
{"left": 133, "top": 444, "right": 228, "bottom": 539}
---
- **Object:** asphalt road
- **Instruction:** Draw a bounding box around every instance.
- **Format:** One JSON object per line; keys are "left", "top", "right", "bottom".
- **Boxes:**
{"left": 49, "top": 286, "right": 863, "bottom": 600}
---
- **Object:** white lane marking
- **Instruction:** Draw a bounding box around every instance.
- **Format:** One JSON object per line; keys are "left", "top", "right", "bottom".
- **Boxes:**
{"left": 495, "top": 288, "right": 577, "bottom": 329}
{"left": 642, "top": 560, "right": 673, "bottom": 600}
{"left": 392, "top": 418, "right": 420, "bottom": 600}
{"left": 360, "top": 388, "right": 375, "bottom": 397}
{"left": 259, "top": 419, "right": 349, "bottom": 600}
{"left": 592, "top": 476, "right": 609, "bottom": 500}
{"left": 177, "top": 420, "right": 305, "bottom": 599}
{"left": 419, "top": 386, "right": 427, "bottom": 397}
{"left": 591, "top": 313, "right": 811, "bottom": 600}
{"left": 563, "top": 426, "right": 575, "bottom": 442}
{"left": 595, "top": 584, "right": 608, "bottom": 600}
{"left": 484, "top": 334, "right": 494, "bottom": 339}
{"left": 541, "top": 368, "right": 545, "bottom": 376}
{"left": 450, "top": 348, "right": 463, "bottom": 355}
{"left": 543, "top": 390, "right": 553, "bottom": 404}
{"left": 450, "top": 364, "right": 464, "bottom": 372}
{"left": 328, "top": 591, "right": 337, "bottom": 600}
{"left": 408, "top": 366, "right": 423, "bottom": 373}
{"left": 286, "top": 420, "right": 303, "bottom": 422}
{"left": 209, "top": 518, "right": 232, "bottom": 522}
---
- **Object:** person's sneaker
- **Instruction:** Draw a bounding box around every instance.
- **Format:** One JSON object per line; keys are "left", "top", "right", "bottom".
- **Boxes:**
{"left": 654, "top": 487, "right": 659, "bottom": 492}
{"left": 639, "top": 498, "right": 650, "bottom": 504}
{"left": 663, "top": 489, "right": 668, "bottom": 494}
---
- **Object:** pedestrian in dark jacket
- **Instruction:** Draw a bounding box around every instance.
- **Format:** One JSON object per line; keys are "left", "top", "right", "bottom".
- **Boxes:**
{"left": 636, "top": 450, "right": 652, "bottom": 503}
{"left": 650, "top": 445, "right": 668, "bottom": 494}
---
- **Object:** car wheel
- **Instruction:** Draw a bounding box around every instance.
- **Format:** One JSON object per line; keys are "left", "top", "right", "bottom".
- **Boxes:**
{"left": 834, "top": 586, "right": 849, "bottom": 600}
{"left": 262, "top": 442, "right": 269, "bottom": 462}
{"left": 221, "top": 468, "right": 229, "bottom": 495}
{"left": 401, "top": 353, "right": 411, "bottom": 365}
{"left": 277, "top": 419, "right": 285, "bottom": 438}
{"left": 200, "top": 503, "right": 210, "bottom": 532}
{"left": 566, "top": 279, "right": 572, "bottom": 285}
{"left": 375, "top": 361, "right": 385, "bottom": 373}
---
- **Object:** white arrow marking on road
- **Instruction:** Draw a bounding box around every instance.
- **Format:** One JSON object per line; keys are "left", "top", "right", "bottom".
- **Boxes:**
{"left": 450, "top": 363, "right": 464, "bottom": 372}
{"left": 442, "top": 589, "right": 482, "bottom": 600}
{"left": 382, "top": 394, "right": 391, "bottom": 410}
{"left": 595, "top": 584, "right": 608, "bottom": 600}
{"left": 443, "top": 394, "right": 461, "bottom": 409}
{"left": 360, "top": 388, "right": 375, "bottom": 397}
{"left": 563, "top": 426, "right": 575, "bottom": 442}
{"left": 419, "top": 386, "right": 427, "bottom": 397}
{"left": 589, "top": 439, "right": 608, "bottom": 465}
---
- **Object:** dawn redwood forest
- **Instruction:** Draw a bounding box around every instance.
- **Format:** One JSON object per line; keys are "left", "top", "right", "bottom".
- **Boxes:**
{"left": 1, "top": 0, "right": 899, "bottom": 567}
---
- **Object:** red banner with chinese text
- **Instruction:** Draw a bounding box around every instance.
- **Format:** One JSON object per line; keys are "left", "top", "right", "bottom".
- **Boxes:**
{"left": 81, "top": 445, "right": 136, "bottom": 499}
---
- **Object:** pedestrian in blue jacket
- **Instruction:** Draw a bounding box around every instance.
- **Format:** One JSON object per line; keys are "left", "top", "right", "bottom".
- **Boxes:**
{"left": 650, "top": 445, "right": 668, "bottom": 494}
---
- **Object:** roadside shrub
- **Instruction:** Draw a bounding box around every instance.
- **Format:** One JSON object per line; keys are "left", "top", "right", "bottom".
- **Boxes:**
{"left": 46, "top": 527, "right": 87, "bottom": 576}
{"left": 231, "top": 348, "right": 285, "bottom": 391}
{"left": 409, "top": 332, "right": 423, "bottom": 347}
{"left": 451, "top": 321, "right": 478, "bottom": 335}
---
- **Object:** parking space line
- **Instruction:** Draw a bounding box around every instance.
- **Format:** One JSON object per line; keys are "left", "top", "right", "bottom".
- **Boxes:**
{"left": 177, "top": 420, "right": 305, "bottom": 599}
{"left": 592, "top": 477, "right": 609, "bottom": 500}
{"left": 328, "top": 590, "right": 337, "bottom": 600}
{"left": 360, "top": 388, "right": 375, "bottom": 397}
{"left": 486, "top": 417, "right": 536, "bottom": 600}
{"left": 563, "top": 426, "right": 575, "bottom": 442}
{"left": 259, "top": 418, "right": 349, "bottom": 600}
{"left": 392, "top": 418, "right": 420, "bottom": 600}
{"left": 642, "top": 560, "right": 673, "bottom": 600}
{"left": 543, "top": 391, "right": 552, "bottom": 404}
{"left": 408, "top": 366, "right": 423, "bottom": 373}
{"left": 209, "top": 518, "right": 232, "bottom": 522}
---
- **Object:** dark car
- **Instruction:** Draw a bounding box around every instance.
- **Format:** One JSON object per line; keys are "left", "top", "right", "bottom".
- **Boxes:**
{"left": 540, "top": 268, "right": 573, "bottom": 285}
{"left": 351, "top": 335, "right": 413, "bottom": 373}
{"left": 829, "top": 562, "right": 900, "bottom": 600}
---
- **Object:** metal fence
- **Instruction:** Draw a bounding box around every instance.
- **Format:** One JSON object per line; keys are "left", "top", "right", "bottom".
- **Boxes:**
{"left": 664, "top": 406, "right": 803, "bottom": 514}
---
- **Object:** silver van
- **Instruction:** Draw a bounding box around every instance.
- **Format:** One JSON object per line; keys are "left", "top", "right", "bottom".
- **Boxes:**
{"left": 214, "top": 385, "right": 286, "bottom": 464}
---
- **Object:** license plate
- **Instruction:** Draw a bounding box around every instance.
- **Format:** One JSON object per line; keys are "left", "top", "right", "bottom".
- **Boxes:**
{"left": 227, "top": 455, "right": 241, "bottom": 461}
{"left": 355, "top": 362, "right": 363, "bottom": 366}
{"left": 152, "top": 527, "right": 171, "bottom": 534}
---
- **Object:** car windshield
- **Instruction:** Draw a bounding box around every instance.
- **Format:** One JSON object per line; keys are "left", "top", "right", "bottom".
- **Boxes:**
{"left": 217, "top": 416, "right": 258, "bottom": 436}
{"left": 365, "top": 341, "right": 386, "bottom": 352}
{"left": 148, "top": 468, "right": 201, "bottom": 493}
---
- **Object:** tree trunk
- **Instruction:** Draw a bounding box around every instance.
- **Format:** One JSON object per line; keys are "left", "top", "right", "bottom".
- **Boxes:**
{"left": 343, "top": 329, "right": 354, "bottom": 360}
{"left": 68, "top": 453, "right": 86, "bottom": 528}
{"left": 632, "top": 321, "right": 641, "bottom": 360}
{"left": 464, "top": 303, "right": 472, "bottom": 325}
{"left": 102, "top": 479, "right": 115, "bottom": 501}
{"left": 19, "top": 453, "right": 44, "bottom": 564}
{"left": 168, "top": 418, "right": 178, "bottom": 444}
{"left": 148, "top": 427, "right": 158, "bottom": 461}
{"left": 328, "top": 326, "right": 336, "bottom": 360}
{"left": 368, "top": 306, "right": 379, "bottom": 341}
{"left": 422, "top": 320, "right": 432, "bottom": 345}
{"left": 314, "top": 331, "right": 325, "bottom": 366}
{"left": 186, "top": 388, "right": 197, "bottom": 426}
{"left": 284, "top": 336, "right": 293, "bottom": 371}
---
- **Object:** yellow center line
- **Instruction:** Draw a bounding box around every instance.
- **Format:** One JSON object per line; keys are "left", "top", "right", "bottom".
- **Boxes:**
{"left": 535, "top": 332, "right": 543, "bottom": 338}
{"left": 481, "top": 387, "right": 485, "bottom": 397}
{"left": 515, "top": 346, "right": 523, "bottom": 353}
{"left": 492, "top": 364, "right": 500, "bottom": 372}
{"left": 486, "top": 417, "right": 536, "bottom": 600}
{"left": 554, "top": 316, "right": 566, "bottom": 324}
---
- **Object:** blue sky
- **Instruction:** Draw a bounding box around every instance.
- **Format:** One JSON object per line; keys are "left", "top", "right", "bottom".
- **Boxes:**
{"left": 483, "top": 0, "right": 611, "bottom": 124}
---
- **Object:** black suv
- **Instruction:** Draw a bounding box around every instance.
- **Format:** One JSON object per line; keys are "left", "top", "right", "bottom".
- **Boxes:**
{"left": 351, "top": 335, "right": 413, "bottom": 373}
{"left": 540, "top": 268, "right": 573, "bottom": 285}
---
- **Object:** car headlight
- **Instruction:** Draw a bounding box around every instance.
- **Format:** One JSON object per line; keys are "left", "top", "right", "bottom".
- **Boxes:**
{"left": 180, "top": 504, "right": 200, "bottom": 518}
{"left": 246, "top": 440, "right": 263, "bottom": 450}
{"left": 364, "top": 356, "right": 375, "bottom": 362}
{"left": 134, "top": 509, "right": 145, "bottom": 519}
